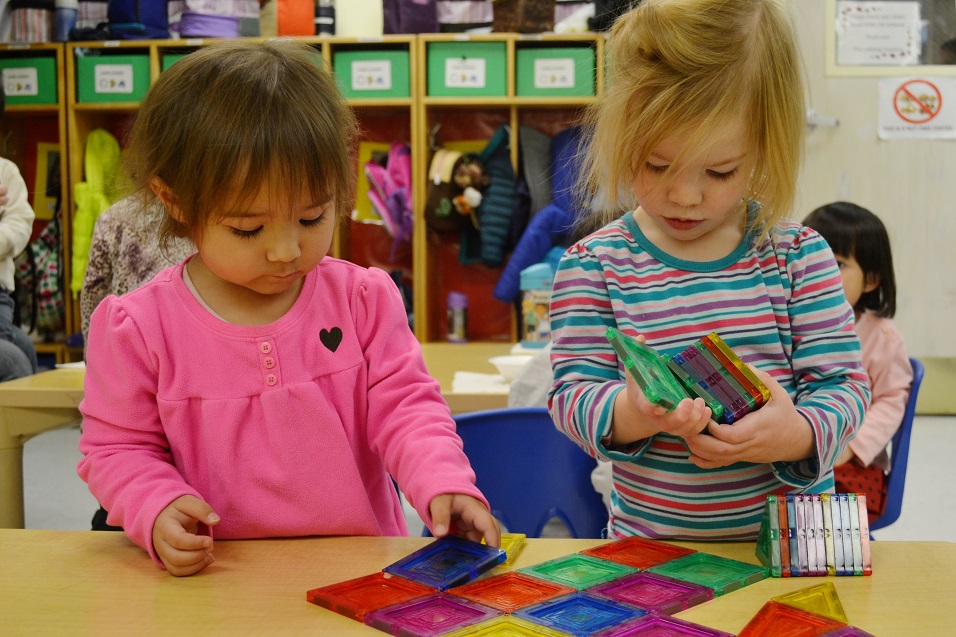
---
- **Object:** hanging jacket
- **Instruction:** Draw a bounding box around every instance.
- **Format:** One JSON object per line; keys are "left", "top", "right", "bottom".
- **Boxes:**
{"left": 71, "top": 128, "right": 119, "bottom": 296}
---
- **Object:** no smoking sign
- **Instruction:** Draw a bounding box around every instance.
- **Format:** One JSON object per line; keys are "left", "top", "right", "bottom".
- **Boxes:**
{"left": 879, "top": 76, "right": 955, "bottom": 140}
{"left": 893, "top": 79, "right": 941, "bottom": 124}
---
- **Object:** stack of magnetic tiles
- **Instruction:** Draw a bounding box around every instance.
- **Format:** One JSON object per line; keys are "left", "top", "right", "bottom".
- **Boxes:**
{"left": 606, "top": 328, "right": 770, "bottom": 425}
{"left": 306, "top": 535, "right": 878, "bottom": 636}
{"left": 756, "top": 493, "right": 872, "bottom": 579}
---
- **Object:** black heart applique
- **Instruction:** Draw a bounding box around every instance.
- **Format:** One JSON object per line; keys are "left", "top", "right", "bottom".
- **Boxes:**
{"left": 320, "top": 327, "right": 343, "bottom": 353}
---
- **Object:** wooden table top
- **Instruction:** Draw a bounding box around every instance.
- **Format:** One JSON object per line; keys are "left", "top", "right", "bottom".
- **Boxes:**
{"left": 1, "top": 530, "right": 952, "bottom": 636}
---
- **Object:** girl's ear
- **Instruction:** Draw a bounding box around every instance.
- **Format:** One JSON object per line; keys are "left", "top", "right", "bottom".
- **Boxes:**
{"left": 863, "top": 272, "right": 881, "bottom": 293}
{"left": 149, "top": 177, "right": 184, "bottom": 222}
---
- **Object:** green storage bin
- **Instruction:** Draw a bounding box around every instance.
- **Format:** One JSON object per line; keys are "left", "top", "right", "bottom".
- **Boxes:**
{"left": 161, "top": 53, "right": 188, "bottom": 72}
{"left": 427, "top": 41, "right": 506, "bottom": 97}
{"left": 0, "top": 57, "right": 57, "bottom": 105}
{"left": 333, "top": 49, "right": 410, "bottom": 99}
{"left": 76, "top": 54, "right": 150, "bottom": 103}
{"left": 516, "top": 47, "right": 595, "bottom": 97}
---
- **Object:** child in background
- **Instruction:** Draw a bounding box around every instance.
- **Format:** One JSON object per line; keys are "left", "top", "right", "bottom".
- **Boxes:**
{"left": 0, "top": 85, "right": 38, "bottom": 381}
{"left": 80, "top": 197, "right": 195, "bottom": 351}
{"left": 803, "top": 201, "right": 912, "bottom": 523}
{"left": 77, "top": 40, "right": 499, "bottom": 577}
{"left": 548, "top": 0, "right": 870, "bottom": 540}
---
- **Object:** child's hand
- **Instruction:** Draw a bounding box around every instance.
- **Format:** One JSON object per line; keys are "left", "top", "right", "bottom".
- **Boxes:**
{"left": 428, "top": 494, "right": 501, "bottom": 548}
{"left": 682, "top": 368, "right": 814, "bottom": 469}
{"left": 611, "top": 368, "right": 712, "bottom": 445}
{"left": 152, "top": 495, "right": 221, "bottom": 576}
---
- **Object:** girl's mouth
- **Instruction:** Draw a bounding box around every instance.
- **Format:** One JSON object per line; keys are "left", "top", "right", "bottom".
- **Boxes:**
{"left": 664, "top": 217, "right": 703, "bottom": 231}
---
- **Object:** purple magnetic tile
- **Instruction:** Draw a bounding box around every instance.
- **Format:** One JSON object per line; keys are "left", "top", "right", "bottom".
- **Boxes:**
{"left": 364, "top": 593, "right": 501, "bottom": 637}
{"left": 819, "top": 628, "right": 877, "bottom": 637}
{"left": 593, "top": 613, "right": 736, "bottom": 637}
{"left": 587, "top": 571, "right": 714, "bottom": 615}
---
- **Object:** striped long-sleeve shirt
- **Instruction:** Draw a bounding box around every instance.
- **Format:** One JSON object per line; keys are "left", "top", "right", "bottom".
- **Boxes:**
{"left": 548, "top": 212, "right": 870, "bottom": 540}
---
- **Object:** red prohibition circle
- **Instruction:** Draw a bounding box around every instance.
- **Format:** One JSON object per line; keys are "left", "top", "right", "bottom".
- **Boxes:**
{"left": 893, "top": 79, "right": 942, "bottom": 124}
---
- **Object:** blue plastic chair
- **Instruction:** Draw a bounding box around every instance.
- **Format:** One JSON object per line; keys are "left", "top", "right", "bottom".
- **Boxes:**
{"left": 445, "top": 407, "right": 609, "bottom": 538}
{"left": 869, "top": 357, "right": 925, "bottom": 532}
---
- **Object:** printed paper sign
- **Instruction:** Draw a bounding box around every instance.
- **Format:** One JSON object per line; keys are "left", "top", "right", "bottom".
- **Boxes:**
{"left": 836, "top": 1, "right": 921, "bottom": 66}
{"left": 878, "top": 77, "right": 956, "bottom": 140}
{"left": 445, "top": 58, "right": 486, "bottom": 89}
{"left": 534, "top": 58, "right": 575, "bottom": 89}
{"left": 2, "top": 68, "right": 38, "bottom": 96}
{"left": 351, "top": 60, "right": 392, "bottom": 91}
{"left": 94, "top": 64, "right": 135, "bottom": 94}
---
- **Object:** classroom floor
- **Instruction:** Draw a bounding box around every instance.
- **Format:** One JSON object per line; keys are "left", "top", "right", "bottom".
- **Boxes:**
{"left": 22, "top": 416, "right": 956, "bottom": 542}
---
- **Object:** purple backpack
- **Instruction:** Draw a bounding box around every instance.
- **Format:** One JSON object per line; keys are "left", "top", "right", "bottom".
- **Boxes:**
{"left": 382, "top": 0, "right": 438, "bottom": 34}
{"left": 365, "top": 142, "right": 413, "bottom": 260}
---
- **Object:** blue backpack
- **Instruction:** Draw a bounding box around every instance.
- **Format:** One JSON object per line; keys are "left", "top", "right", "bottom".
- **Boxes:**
{"left": 107, "top": 0, "right": 169, "bottom": 39}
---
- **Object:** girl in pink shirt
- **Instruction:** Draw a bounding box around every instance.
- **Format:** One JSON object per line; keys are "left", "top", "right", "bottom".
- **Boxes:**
{"left": 77, "top": 40, "right": 499, "bottom": 576}
{"left": 804, "top": 202, "right": 913, "bottom": 523}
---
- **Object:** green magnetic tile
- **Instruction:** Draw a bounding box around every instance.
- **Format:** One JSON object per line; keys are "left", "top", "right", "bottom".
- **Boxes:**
{"left": 518, "top": 554, "right": 639, "bottom": 591}
{"left": 646, "top": 552, "right": 768, "bottom": 597}
{"left": 606, "top": 327, "right": 690, "bottom": 410}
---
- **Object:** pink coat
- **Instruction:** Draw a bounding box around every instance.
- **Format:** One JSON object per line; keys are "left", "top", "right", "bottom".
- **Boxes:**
{"left": 78, "top": 258, "right": 485, "bottom": 565}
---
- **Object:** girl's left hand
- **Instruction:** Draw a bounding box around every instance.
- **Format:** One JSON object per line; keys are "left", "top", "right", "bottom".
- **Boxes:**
{"left": 682, "top": 367, "right": 814, "bottom": 469}
{"left": 428, "top": 493, "right": 501, "bottom": 548}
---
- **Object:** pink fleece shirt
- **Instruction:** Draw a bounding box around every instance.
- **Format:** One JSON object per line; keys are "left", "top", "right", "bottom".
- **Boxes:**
{"left": 78, "top": 258, "right": 485, "bottom": 565}
{"left": 851, "top": 311, "right": 913, "bottom": 470}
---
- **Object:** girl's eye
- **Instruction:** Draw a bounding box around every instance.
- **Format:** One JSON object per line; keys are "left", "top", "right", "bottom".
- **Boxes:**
{"left": 229, "top": 226, "right": 263, "bottom": 239}
{"left": 707, "top": 168, "right": 738, "bottom": 181}
{"left": 300, "top": 212, "right": 327, "bottom": 228}
{"left": 646, "top": 163, "right": 668, "bottom": 174}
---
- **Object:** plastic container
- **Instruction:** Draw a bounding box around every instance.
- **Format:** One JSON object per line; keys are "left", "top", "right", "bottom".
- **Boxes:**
{"left": 447, "top": 291, "right": 468, "bottom": 343}
{"left": 520, "top": 263, "right": 554, "bottom": 348}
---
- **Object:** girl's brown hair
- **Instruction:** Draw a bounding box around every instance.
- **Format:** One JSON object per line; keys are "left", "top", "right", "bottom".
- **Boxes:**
{"left": 578, "top": 0, "right": 805, "bottom": 232}
{"left": 123, "top": 39, "right": 358, "bottom": 247}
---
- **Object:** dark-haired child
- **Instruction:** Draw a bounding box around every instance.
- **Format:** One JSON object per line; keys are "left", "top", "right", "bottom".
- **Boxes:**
{"left": 77, "top": 40, "right": 499, "bottom": 576}
{"left": 804, "top": 201, "right": 912, "bottom": 522}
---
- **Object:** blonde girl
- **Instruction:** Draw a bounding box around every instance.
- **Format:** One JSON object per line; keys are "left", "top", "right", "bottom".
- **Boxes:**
{"left": 549, "top": 0, "right": 870, "bottom": 540}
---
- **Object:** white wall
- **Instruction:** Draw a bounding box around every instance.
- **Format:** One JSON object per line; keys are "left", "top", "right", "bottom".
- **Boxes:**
{"left": 791, "top": 0, "right": 956, "bottom": 358}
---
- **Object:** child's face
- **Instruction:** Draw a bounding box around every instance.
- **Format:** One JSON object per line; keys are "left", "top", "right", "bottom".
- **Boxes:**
{"left": 834, "top": 253, "right": 878, "bottom": 310}
{"left": 632, "top": 116, "right": 753, "bottom": 246}
{"left": 195, "top": 182, "right": 335, "bottom": 297}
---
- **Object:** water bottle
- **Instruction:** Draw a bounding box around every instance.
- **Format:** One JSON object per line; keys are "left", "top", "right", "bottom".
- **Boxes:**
{"left": 520, "top": 263, "right": 554, "bottom": 348}
{"left": 447, "top": 291, "right": 468, "bottom": 343}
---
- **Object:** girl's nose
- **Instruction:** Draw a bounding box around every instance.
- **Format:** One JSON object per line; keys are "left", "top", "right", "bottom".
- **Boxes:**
{"left": 266, "top": 228, "right": 302, "bottom": 263}
{"left": 668, "top": 173, "right": 703, "bottom": 208}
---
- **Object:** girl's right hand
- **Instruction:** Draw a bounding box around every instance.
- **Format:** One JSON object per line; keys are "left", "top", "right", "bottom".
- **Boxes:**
{"left": 152, "top": 495, "right": 221, "bottom": 576}
{"left": 611, "top": 370, "right": 712, "bottom": 445}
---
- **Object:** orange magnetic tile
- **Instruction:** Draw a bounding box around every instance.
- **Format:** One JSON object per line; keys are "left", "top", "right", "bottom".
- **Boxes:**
{"left": 306, "top": 571, "right": 436, "bottom": 622}
{"left": 581, "top": 537, "right": 696, "bottom": 569}
{"left": 738, "top": 601, "right": 846, "bottom": 637}
{"left": 447, "top": 571, "right": 575, "bottom": 614}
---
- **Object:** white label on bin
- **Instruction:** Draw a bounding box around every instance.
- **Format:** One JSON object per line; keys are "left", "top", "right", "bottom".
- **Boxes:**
{"left": 445, "top": 57, "right": 486, "bottom": 89}
{"left": 94, "top": 64, "right": 135, "bottom": 94}
{"left": 534, "top": 58, "right": 575, "bottom": 89}
{"left": 350, "top": 60, "right": 392, "bottom": 91}
{"left": 2, "top": 68, "right": 38, "bottom": 96}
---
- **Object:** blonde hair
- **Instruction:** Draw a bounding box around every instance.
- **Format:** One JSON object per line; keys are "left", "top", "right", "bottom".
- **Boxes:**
{"left": 123, "top": 39, "right": 358, "bottom": 247}
{"left": 579, "top": 0, "right": 804, "bottom": 231}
